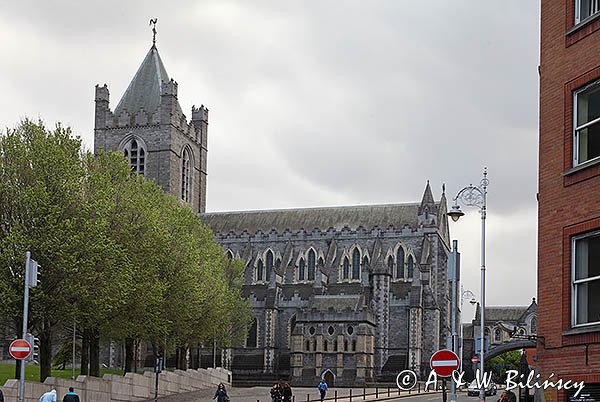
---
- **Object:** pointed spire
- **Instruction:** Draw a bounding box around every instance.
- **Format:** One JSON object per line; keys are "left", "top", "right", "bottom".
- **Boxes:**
{"left": 114, "top": 46, "right": 170, "bottom": 117}
{"left": 419, "top": 180, "right": 435, "bottom": 214}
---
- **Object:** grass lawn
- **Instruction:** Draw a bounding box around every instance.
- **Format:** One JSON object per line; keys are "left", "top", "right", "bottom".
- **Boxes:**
{"left": 0, "top": 363, "right": 123, "bottom": 386}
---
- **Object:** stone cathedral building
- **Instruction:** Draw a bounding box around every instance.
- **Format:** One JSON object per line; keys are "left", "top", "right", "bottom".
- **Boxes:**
{"left": 94, "top": 43, "right": 454, "bottom": 385}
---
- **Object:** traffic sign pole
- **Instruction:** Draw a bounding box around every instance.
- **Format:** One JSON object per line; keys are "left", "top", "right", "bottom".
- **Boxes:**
{"left": 19, "top": 252, "right": 31, "bottom": 402}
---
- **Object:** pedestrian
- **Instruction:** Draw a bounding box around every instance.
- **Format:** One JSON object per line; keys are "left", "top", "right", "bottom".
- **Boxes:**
{"left": 281, "top": 381, "right": 292, "bottom": 402}
{"left": 62, "top": 387, "right": 80, "bottom": 402}
{"left": 39, "top": 389, "right": 57, "bottom": 402}
{"left": 498, "top": 390, "right": 516, "bottom": 402}
{"left": 213, "top": 383, "right": 229, "bottom": 402}
{"left": 270, "top": 383, "right": 281, "bottom": 402}
{"left": 318, "top": 379, "right": 328, "bottom": 402}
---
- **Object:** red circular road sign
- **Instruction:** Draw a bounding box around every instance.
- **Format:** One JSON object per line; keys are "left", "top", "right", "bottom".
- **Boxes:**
{"left": 472, "top": 355, "right": 479, "bottom": 364}
{"left": 430, "top": 349, "right": 460, "bottom": 377}
{"left": 9, "top": 339, "right": 31, "bottom": 360}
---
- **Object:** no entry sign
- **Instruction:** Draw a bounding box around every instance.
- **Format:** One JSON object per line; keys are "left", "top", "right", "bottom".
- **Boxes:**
{"left": 472, "top": 355, "right": 480, "bottom": 364}
{"left": 430, "top": 349, "right": 460, "bottom": 377}
{"left": 9, "top": 339, "right": 32, "bottom": 360}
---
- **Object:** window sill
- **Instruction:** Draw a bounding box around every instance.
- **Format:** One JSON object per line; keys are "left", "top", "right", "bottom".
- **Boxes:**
{"left": 566, "top": 12, "right": 600, "bottom": 36}
{"left": 562, "top": 323, "right": 600, "bottom": 336}
{"left": 563, "top": 157, "right": 600, "bottom": 176}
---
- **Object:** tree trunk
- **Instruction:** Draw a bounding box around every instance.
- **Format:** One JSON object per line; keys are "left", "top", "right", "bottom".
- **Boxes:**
{"left": 81, "top": 329, "right": 89, "bottom": 376}
{"left": 89, "top": 328, "right": 100, "bottom": 377}
{"left": 40, "top": 324, "right": 52, "bottom": 382}
{"left": 176, "top": 346, "right": 188, "bottom": 370}
{"left": 124, "top": 338, "right": 134, "bottom": 373}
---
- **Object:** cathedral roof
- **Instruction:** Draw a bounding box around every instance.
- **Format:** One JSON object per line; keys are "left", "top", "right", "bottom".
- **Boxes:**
{"left": 201, "top": 202, "right": 429, "bottom": 234}
{"left": 114, "top": 45, "right": 170, "bottom": 116}
{"left": 310, "top": 295, "right": 362, "bottom": 312}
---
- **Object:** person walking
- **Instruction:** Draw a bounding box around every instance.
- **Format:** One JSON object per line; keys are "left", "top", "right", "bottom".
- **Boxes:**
{"left": 213, "top": 383, "right": 229, "bottom": 402}
{"left": 39, "top": 389, "right": 57, "bottom": 402}
{"left": 270, "top": 383, "right": 281, "bottom": 402}
{"left": 62, "top": 387, "right": 80, "bottom": 402}
{"left": 318, "top": 379, "right": 328, "bottom": 402}
{"left": 281, "top": 382, "right": 292, "bottom": 402}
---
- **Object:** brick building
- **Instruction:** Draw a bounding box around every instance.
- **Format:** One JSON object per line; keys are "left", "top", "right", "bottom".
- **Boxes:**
{"left": 538, "top": 0, "right": 600, "bottom": 400}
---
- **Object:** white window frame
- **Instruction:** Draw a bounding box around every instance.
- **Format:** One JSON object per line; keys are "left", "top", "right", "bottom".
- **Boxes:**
{"left": 573, "top": 79, "right": 600, "bottom": 166}
{"left": 571, "top": 230, "right": 600, "bottom": 327}
{"left": 575, "top": 0, "right": 600, "bottom": 24}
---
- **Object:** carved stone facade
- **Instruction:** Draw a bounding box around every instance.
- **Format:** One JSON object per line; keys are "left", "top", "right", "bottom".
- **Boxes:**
{"left": 201, "top": 184, "right": 453, "bottom": 385}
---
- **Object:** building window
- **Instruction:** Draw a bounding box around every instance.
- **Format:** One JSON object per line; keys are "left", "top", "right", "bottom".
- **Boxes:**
{"left": 226, "top": 250, "right": 233, "bottom": 260}
{"left": 387, "top": 256, "right": 394, "bottom": 275}
{"left": 407, "top": 255, "right": 414, "bottom": 279}
{"left": 308, "top": 249, "right": 316, "bottom": 281}
{"left": 181, "top": 147, "right": 192, "bottom": 203}
{"left": 324, "top": 340, "right": 328, "bottom": 352}
{"left": 298, "top": 258, "right": 305, "bottom": 281}
{"left": 352, "top": 249, "right": 361, "bottom": 280}
{"left": 342, "top": 257, "right": 350, "bottom": 280}
{"left": 246, "top": 319, "right": 257, "bottom": 348}
{"left": 123, "top": 138, "right": 145, "bottom": 175}
{"left": 531, "top": 318, "right": 537, "bottom": 333}
{"left": 396, "top": 248, "right": 405, "bottom": 279}
{"left": 574, "top": 80, "right": 600, "bottom": 166}
{"left": 256, "top": 260, "right": 264, "bottom": 282}
{"left": 305, "top": 340, "right": 310, "bottom": 352}
{"left": 576, "top": 0, "right": 600, "bottom": 23}
{"left": 572, "top": 231, "right": 600, "bottom": 326}
{"left": 266, "top": 250, "right": 273, "bottom": 282}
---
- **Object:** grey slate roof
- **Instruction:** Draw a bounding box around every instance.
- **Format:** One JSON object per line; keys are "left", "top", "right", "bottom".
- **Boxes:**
{"left": 201, "top": 203, "right": 425, "bottom": 234}
{"left": 475, "top": 306, "right": 529, "bottom": 322}
{"left": 114, "top": 45, "right": 169, "bottom": 116}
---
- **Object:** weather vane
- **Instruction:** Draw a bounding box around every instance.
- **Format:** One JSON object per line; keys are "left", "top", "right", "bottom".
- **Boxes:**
{"left": 149, "top": 18, "right": 158, "bottom": 46}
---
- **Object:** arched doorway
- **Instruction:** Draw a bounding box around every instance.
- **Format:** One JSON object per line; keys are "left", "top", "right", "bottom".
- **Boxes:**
{"left": 322, "top": 369, "right": 335, "bottom": 387}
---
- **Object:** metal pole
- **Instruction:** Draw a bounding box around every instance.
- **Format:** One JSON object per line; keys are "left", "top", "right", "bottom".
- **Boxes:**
{"left": 479, "top": 188, "right": 487, "bottom": 402}
{"left": 460, "top": 286, "right": 464, "bottom": 372}
{"left": 450, "top": 240, "right": 458, "bottom": 402}
{"left": 72, "top": 321, "right": 76, "bottom": 380}
{"left": 213, "top": 339, "right": 217, "bottom": 368}
{"left": 19, "top": 252, "right": 31, "bottom": 402}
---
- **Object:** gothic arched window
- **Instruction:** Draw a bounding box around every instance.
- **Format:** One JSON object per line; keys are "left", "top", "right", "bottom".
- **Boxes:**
{"left": 266, "top": 250, "right": 273, "bottom": 282}
{"left": 257, "top": 260, "right": 264, "bottom": 282}
{"left": 308, "top": 249, "right": 316, "bottom": 281}
{"left": 387, "top": 256, "right": 394, "bottom": 275}
{"left": 226, "top": 250, "right": 233, "bottom": 260}
{"left": 123, "top": 138, "right": 146, "bottom": 175}
{"left": 342, "top": 257, "right": 350, "bottom": 280}
{"left": 298, "top": 258, "right": 305, "bottom": 281}
{"left": 531, "top": 317, "right": 537, "bottom": 333}
{"left": 352, "top": 249, "right": 361, "bottom": 280}
{"left": 181, "top": 147, "right": 193, "bottom": 203}
{"left": 407, "top": 255, "right": 414, "bottom": 279}
{"left": 396, "top": 248, "right": 405, "bottom": 279}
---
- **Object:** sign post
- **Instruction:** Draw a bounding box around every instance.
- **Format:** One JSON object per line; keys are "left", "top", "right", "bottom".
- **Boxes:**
{"left": 431, "top": 350, "right": 460, "bottom": 402}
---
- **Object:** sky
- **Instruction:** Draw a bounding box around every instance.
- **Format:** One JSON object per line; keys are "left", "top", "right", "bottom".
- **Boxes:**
{"left": 0, "top": 1, "right": 540, "bottom": 321}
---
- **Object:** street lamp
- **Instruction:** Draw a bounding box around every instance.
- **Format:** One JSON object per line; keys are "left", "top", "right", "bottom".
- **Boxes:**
{"left": 448, "top": 168, "right": 489, "bottom": 402}
{"left": 460, "top": 287, "right": 476, "bottom": 371}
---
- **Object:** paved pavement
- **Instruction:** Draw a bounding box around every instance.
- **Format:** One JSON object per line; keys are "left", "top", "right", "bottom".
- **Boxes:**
{"left": 145, "top": 386, "right": 482, "bottom": 402}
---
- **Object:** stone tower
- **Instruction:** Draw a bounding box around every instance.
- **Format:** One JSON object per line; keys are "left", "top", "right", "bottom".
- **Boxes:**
{"left": 94, "top": 44, "right": 208, "bottom": 213}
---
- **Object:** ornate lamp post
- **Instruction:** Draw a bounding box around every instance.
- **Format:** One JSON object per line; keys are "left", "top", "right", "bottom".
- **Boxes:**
{"left": 460, "top": 287, "right": 477, "bottom": 371}
{"left": 448, "top": 168, "right": 489, "bottom": 402}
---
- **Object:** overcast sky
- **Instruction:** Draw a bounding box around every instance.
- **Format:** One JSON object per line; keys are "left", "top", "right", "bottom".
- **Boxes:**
{"left": 0, "top": 1, "right": 540, "bottom": 321}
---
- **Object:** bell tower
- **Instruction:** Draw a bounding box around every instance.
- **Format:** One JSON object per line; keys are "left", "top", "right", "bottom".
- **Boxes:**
{"left": 93, "top": 31, "right": 208, "bottom": 213}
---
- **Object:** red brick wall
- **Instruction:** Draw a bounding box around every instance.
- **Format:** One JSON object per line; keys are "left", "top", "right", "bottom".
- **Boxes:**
{"left": 538, "top": 0, "right": 600, "bottom": 394}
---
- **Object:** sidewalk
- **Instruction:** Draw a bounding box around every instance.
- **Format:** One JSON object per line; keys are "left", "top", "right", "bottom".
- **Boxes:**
{"left": 145, "top": 385, "right": 439, "bottom": 402}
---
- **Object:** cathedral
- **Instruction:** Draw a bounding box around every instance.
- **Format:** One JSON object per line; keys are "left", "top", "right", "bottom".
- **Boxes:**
{"left": 94, "top": 42, "right": 454, "bottom": 385}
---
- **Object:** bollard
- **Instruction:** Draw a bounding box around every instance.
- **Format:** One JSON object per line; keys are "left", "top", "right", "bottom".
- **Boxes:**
{"left": 293, "top": 397, "right": 295, "bottom": 402}
{"left": 307, "top": 393, "right": 310, "bottom": 402}
{"left": 376, "top": 387, "right": 378, "bottom": 398}
{"left": 335, "top": 390, "right": 338, "bottom": 402}
{"left": 363, "top": 387, "right": 366, "bottom": 400}
{"left": 349, "top": 388, "right": 353, "bottom": 402}
{"left": 387, "top": 386, "right": 390, "bottom": 397}
{"left": 418, "top": 383, "right": 421, "bottom": 393}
